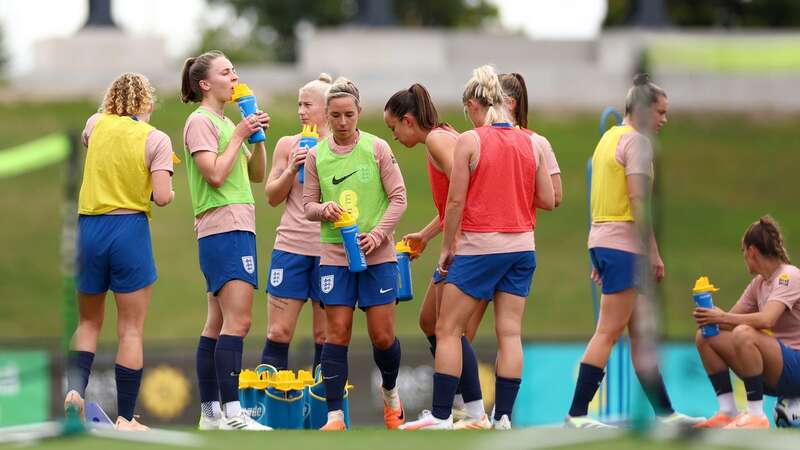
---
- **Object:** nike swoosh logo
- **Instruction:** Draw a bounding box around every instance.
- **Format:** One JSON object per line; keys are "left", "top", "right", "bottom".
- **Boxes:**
{"left": 332, "top": 170, "right": 358, "bottom": 185}
{"left": 379, "top": 288, "right": 393, "bottom": 294}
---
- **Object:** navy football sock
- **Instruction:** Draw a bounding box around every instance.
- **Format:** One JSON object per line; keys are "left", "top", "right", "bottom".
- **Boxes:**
{"left": 260, "top": 338, "right": 289, "bottom": 370}
{"left": 196, "top": 336, "right": 219, "bottom": 403}
{"left": 214, "top": 335, "right": 243, "bottom": 405}
{"left": 373, "top": 338, "right": 401, "bottom": 390}
{"left": 321, "top": 343, "right": 348, "bottom": 412}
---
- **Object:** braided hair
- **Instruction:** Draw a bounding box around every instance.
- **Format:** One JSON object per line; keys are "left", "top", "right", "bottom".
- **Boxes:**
{"left": 742, "top": 215, "right": 791, "bottom": 264}
{"left": 462, "top": 65, "right": 511, "bottom": 126}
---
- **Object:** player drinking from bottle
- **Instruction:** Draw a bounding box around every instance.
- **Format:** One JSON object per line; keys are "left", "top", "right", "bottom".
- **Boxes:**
{"left": 181, "top": 50, "right": 271, "bottom": 431}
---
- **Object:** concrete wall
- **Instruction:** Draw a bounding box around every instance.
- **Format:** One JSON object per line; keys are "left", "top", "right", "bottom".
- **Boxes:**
{"left": 22, "top": 28, "right": 172, "bottom": 99}
{"left": 296, "top": 27, "right": 800, "bottom": 112}
{"left": 6, "top": 27, "right": 800, "bottom": 113}
{"left": 295, "top": 28, "right": 632, "bottom": 110}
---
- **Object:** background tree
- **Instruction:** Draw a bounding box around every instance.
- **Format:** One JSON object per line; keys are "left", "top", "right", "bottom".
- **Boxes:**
{"left": 195, "top": 24, "right": 277, "bottom": 64}
{"left": 211, "top": 0, "right": 497, "bottom": 62}
{"left": 605, "top": 0, "right": 800, "bottom": 29}
{"left": 391, "top": 0, "right": 498, "bottom": 28}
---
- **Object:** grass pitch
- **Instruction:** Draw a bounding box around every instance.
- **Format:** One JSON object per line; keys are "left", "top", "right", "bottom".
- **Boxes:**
{"left": 1, "top": 96, "right": 799, "bottom": 346}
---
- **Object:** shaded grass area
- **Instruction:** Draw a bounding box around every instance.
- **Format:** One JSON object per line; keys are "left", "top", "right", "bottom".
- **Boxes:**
{"left": 14, "top": 427, "right": 754, "bottom": 450}
{"left": 1, "top": 96, "right": 799, "bottom": 346}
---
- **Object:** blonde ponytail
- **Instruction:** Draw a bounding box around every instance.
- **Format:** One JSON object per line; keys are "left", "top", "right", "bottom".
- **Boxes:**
{"left": 462, "top": 65, "right": 510, "bottom": 126}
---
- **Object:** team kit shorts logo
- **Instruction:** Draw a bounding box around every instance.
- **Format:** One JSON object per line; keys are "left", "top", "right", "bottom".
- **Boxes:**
{"left": 270, "top": 268, "right": 284, "bottom": 287}
{"left": 321, "top": 275, "right": 335, "bottom": 294}
{"left": 241, "top": 256, "right": 255, "bottom": 274}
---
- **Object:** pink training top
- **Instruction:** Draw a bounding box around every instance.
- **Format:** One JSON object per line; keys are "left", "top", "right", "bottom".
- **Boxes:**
{"left": 183, "top": 110, "right": 256, "bottom": 239}
{"left": 521, "top": 128, "right": 560, "bottom": 175}
{"left": 587, "top": 128, "right": 654, "bottom": 254}
{"left": 455, "top": 129, "right": 544, "bottom": 256}
{"left": 426, "top": 126, "right": 458, "bottom": 229}
{"left": 273, "top": 133, "right": 321, "bottom": 256}
{"left": 303, "top": 130, "right": 407, "bottom": 267}
{"left": 734, "top": 264, "right": 800, "bottom": 350}
{"left": 83, "top": 113, "right": 174, "bottom": 215}
{"left": 530, "top": 132, "right": 561, "bottom": 176}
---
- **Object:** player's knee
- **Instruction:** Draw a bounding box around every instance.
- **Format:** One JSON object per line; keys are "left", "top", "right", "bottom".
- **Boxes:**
{"left": 694, "top": 328, "right": 706, "bottom": 347}
{"left": 325, "top": 324, "right": 350, "bottom": 346}
{"left": 594, "top": 326, "right": 624, "bottom": 345}
{"left": 434, "top": 318, "right": 461, "bottom": 339}
{"left": 239, "top": 317, "right": 252, "bottom": 335}
{"left": 79, "top": 316, "right": 103, "bottom": 334}
{"left": 117, "top": 324, "right": 144, "bottom": 343}
{"left": 202, "top": 315, "right": 223, "bottom": 336}
{"left": 496, "top": 335, "right": 521, "bottom": 354}
{"left": 201, "top": 323, "right": 221, "bottom": 339}
{"left": 225, "top": 316, "right": 251, "bottom": 336}
{"left": 370, "top": 331, "right": 395, "bottom": 350}
{"left": 732, "top": 324, "right": 756, "bottom": 346}
{"left": 267, "top": 324, "right": 293, "bottom": 343}
{"left": 495, "top": 325, "right": 521, "bottom": 343}
{"left": 312, "top": 328, "right": 326, "bottom": 345}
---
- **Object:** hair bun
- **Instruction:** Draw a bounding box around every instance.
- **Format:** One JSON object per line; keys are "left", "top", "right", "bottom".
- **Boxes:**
{"left": 633, "top": 73, "right": 651, "bottom": 86}
{"left": 318, "top": 73, "right": 333, "bottom": 84}
{"left": 333, "top": 76, "right": 352, "bottom": 86}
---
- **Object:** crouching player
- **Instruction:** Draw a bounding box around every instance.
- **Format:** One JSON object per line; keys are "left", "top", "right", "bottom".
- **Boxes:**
{"left": 694, "top": 216, "right": 800, "bottom": 429}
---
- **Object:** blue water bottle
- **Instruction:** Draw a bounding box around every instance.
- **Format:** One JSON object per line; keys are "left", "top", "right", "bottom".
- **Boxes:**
{"left": 297, "top": 124, "right": 319, "bottom": 184}
{"left": 693, "top": 276, "right": 720, "bottom": 338}
{"left": 334, "top": 212, "right": 367, "bottom": 272}
{"left": 231, "top": 83, "right": 266, "bottom": 144}
{"left": 395, "top": 240, "right": 415, "bottom": 301}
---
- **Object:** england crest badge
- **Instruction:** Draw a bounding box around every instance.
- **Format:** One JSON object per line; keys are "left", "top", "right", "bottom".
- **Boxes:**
{"left": 320, "top": 275, "right": 334, "bottom": 294}
{"left": 241, "top": 256, "right": 255, "bottom": 274}
{"left": 270, "top": 268, "right": 284, "bottom": 287}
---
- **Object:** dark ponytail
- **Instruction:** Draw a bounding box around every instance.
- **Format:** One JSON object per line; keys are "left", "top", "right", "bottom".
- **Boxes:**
{"left": 743, "top": 215, "right": 791, "bottom": 264}
{"left": 384, "top": 83, "right": 442, "bottom": 130}
{"left": 180, "top": 50, "right": 225, "bottom": 103}
{"left": 499, "top": 72, "right": 529, "bottom": 129}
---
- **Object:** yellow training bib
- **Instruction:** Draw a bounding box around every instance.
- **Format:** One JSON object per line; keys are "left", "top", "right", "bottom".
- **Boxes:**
{"left": 78, "top": 114, "right": 154, "bottom": 217}
{"left": 590, "top": 125, "right": 637, "bottom": 223}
